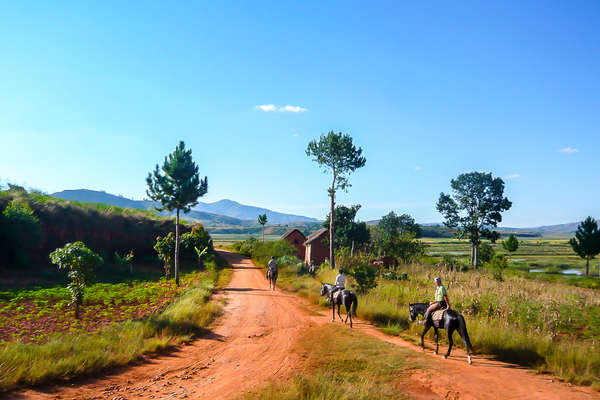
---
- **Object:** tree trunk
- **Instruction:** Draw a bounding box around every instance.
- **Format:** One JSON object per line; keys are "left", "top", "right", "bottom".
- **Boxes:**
{"left": 470, "top": 244, "right": 475, "bottom": 268}
{"left": 74, "top": 302, "right": 80, "bottom": 320}
{"left": 262, "top": 226, "right": 265, "bottom": 242}
{"left": 474, "top": 245, "right": 479, "bottom": 268}
{"left": 329, "top": 187, "right": 335, "bottom": 270}
{"left": 175, "top": 209, "right": 180, "bottom": 286}
{"left": 586, "top": 257, "right": 590, "bottom": 277}
{"left": 351, "top": 240, "right": 355, "bottom": 257}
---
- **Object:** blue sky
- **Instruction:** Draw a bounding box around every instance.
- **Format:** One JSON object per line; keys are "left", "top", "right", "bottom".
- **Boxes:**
{"left": 1, "top": 1, "right": 598, "bottom": 227}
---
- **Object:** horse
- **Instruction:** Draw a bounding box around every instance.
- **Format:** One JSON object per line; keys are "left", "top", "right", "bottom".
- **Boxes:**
{"left": 320, "top": 283, "right": 358, "bottom": 328}
{"left": 267, "top": 268, "right": 277, "bottom": 290}
{"left": 408, "top": 302, "right": 473, "bottom": 364}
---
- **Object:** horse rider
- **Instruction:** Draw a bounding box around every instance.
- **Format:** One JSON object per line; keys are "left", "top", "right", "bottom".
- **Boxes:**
{"left": 267, "top": 256, "right": 277, "bottom": 280}
{"left": 330, "top": 268, "right": 347, "bottom": 302}
{"left": 423, "top": 276, "right": 450, "bottom": 323}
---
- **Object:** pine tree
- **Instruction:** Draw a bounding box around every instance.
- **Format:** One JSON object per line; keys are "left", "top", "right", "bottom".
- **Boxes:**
{"left": 569, "top": 216, "right": 600, "bottom": 277}
{"left": 146, "top": 141, "right": 207, "bottom": 285}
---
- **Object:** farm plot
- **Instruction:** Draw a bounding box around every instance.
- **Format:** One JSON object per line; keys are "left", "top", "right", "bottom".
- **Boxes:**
{"left": 0, "top": 275, "right": 198, "bottom": 344}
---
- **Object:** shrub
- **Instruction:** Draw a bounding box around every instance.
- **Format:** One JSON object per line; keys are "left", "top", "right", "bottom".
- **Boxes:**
{"left": 478, "top": 243, "right": 495, "bottom": 264}
{"left": 487, "top": 253, "right": 508, "bottom": 270}
{"left": 252, "top": 240, "right": 298, "bottom": 267}
{"left": 154, "top": 233, "right": 175, "bottom": 277}
{"left": 180, "top": 224, "right": 213, "bottom": 262}
{"left": 49, "top": 242, "right": 104, "bottom": 319}
{"left": 348, "top": 261, "right": 378, "bottom": 293}
{"left": 0, "top": 200, "right": 41, "bottom": 267}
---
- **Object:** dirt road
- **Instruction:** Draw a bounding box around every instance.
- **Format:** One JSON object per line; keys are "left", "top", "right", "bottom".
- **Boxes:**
{"left": 11, "top": 251, "right": 600, "bottom": 400}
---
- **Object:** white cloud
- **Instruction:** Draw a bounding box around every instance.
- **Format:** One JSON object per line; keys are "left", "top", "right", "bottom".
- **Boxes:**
{"left": 292, "top": 133, "right": 300, "bottom": 137}
{"left": 559, "top": 147, "right": 579, "bottom": 154}
{"left": 505, "top": 174, "right": 521, "bottom": 179}
{"left": 255, "top": 104, "right": 307, "bottom": 113}
{"left": 256, "top": 104, "right": 277, "bottom": 112}
{"left": 415, "top": 166, "right": 422, "bottom": 171}
{"left": 280, "top": 105, "right": 307, "bottom": 112}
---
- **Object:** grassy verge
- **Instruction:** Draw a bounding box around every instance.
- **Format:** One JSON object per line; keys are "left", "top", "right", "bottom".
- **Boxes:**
{"left": 243, "top": 324, "right": 419, "bottom": 400}
{"left": 273, "top": 260, "right": 600, "bottom": 388}
{"left": 0, "top": 255, "right": 232, "bottom": 392}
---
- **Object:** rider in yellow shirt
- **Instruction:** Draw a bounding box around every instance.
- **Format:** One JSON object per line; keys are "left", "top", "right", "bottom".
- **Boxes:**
{"left": 424, "top": 276, "right": 450, "bottom": 322}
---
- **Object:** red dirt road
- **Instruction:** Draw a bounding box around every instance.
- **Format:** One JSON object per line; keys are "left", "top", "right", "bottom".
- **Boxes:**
{"left": 10, "top": 251, "right": 600, "bottom": 400}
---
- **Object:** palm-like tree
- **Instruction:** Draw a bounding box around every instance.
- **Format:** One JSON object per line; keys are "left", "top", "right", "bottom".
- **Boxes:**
{"left": 258, "top": 213, "right": 268, "bottom": 242}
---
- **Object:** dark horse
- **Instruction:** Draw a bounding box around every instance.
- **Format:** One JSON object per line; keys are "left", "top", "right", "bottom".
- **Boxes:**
{"left": 320, "top": 283, "right": 358, "bottom": 328}
{"left": 267, "top": 269, "right": 277, "bottom": 290}
{"left": 409, "top": 303, "right": 473, "bottom": 364}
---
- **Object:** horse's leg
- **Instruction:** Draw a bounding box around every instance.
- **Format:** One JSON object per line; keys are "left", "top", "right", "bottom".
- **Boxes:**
{"left": 346, "top": 302, "right": 352, "bottom": 328}
{"left": 421, "top": 323, "right": 431, "bottom": 351}
{"left": 461, "top": 330, "right": 472, "bottom": 364}
{"left": 444, "top": 322, "right": 454, "bottom": 359}
{"left": 331, "top": 301, "right": 336, "bottom": 322}
{"left": 433, "top": 326, "right": 439, "bottom": 355}
{"left": 337, "top": 303, "right": 343, "bottom": 322}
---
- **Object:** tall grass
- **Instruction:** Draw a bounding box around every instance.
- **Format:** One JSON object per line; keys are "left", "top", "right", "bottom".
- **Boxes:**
{"left": 275, "top": 260, "right": 600, "bottom": 387}
{"left": 243, "top": 325, "right": 415, "bottom": 400}
{"left": 0, "top": 258, "right": 230, "bottom": 392}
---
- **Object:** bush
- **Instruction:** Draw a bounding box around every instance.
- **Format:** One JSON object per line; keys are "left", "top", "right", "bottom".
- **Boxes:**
{"left": 478, "top": 243, "right": 495, "bottom": 264}
{"left": 154, "top": 233, "right": 175, "bottom": 277}
{"left": 348, "top": 261, "right": 377, "bottom": 293}
{"left": 231, "top": 238, "right": 259, "bottom": 257}
{"left": 0, "top": 200, "right": 41, "bottom": 267}
{"left": 252, "top": 240, "right": 298, "bottom": 267}
{"left": 180, "top": 224, "right": 213, "bottom": 262}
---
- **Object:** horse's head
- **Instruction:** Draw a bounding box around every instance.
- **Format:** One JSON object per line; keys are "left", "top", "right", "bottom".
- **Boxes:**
{"left": 408, "top": 303, "right": 418, "bottom": 323}
{"left": 320, "top": 283, "right": 329, "bottom": 297}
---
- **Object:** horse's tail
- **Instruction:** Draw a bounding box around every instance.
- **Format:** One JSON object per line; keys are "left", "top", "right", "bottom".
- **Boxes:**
{"left": 458, "top": 314, "right": 473, "bottom": 351}
{"left": 352, "top": 295, "right": 358, "bottom": 316}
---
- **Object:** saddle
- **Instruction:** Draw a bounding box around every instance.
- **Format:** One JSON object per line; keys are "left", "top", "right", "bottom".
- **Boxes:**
{"left": 432, "top": 309, "right": 445, "bottom": 322}
{"left": 332, "top": 290, "right": 343, "bottom": 302}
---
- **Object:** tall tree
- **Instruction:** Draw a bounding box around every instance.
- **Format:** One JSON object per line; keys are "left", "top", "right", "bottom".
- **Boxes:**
{"left": 436, "top": 172, "right": 512, "bottom": 268}
{"left": 502, "top": 233, "right": 519, "bottom": 259}
{"left": 569, "top": 216, "right": 600, "bottom": 277}
{"left": 258, "top": 213, "right": 268, "bottom": 242}
{"left": 146, "top": 141, "right": 207, "bottom": 286}
{"left": 323, "top": 204, "right": 370, "bottom": 252}
{"left": 378, "top": 211, "right": 422, "bottom": 239}
{"left": 306, "top": 131, "right": 366, "bottom": 269}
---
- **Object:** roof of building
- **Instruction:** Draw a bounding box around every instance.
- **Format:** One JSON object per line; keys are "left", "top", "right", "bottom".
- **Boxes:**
{"left": 281, "top": 228, "right": 306, "bottom": 241}
{"left": 304, "top": 228, "right": 328, "bottom": 244}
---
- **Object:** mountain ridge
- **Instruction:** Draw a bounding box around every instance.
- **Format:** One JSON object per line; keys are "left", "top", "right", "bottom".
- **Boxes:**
{"left": 51, "top": 189, "right": 319, "bottom": 225}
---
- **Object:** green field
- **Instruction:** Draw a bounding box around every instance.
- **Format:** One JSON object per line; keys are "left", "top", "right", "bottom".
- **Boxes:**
{"left": 211, "top": 233, "right": 282, "bottom": 246}
{"left": 422, "top": 238, "right": 600, "bottom": 277}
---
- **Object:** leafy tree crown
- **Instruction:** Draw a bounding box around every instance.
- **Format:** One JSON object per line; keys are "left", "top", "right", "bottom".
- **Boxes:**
{"left": 306, "top": 131, "right": 366, "bottom": 195}
{"left": 146, "top": 141, "right": 208, "bottom": 213}
{"left": 436, "top": 171, "right": 512, "bottom": 245}
{"left": 569, "top": 216, "right": 600, "bottom": 260}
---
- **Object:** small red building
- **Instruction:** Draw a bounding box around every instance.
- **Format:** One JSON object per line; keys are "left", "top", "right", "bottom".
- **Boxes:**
{"left": 281, "top": 228, "right": 306, "bottom": 261}
{"left": 304, "top": 228, "right": 329, "bottom": 266}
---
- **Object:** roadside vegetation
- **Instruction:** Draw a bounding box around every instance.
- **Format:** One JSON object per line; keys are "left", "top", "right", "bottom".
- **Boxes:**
{"left": 266, "top": 255, "right": 600, "bottom": 388}
{"left": 0, "top": 253, "right": 229, "bottom": 392}
{"left": 243, "top": 324, "right": 418, "bottom": 400}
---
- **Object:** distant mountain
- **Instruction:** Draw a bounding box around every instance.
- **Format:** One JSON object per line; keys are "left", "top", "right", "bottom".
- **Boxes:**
{"left": 365, "top": 218, "right": 589, "bottom": 238}
{"left": 51, "top": 190, "right": 250, "bottom": 226}
{"left": 193, "top": 199, "right": 320, "bottom": 224}
{"left": 51, "top": 190, "right": 319, "bottom": 227}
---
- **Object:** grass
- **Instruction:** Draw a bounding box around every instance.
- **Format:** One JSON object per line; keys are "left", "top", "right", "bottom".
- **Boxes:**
{"left": 272, "top": 257, "right": 600, "bottom": 388}
{"left": 0, "top": 256, "right": 232, "bottom": 392}
{"left": 243, "top": 324, "right": 418, "bottom": 400}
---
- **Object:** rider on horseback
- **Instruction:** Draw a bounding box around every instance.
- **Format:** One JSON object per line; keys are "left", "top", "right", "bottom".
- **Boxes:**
{"left": 330, "top": 268, "right": 346, "bottom": 302}
{"left": 267, "top": 256, "right": 277, "bottom": 279}
{"left": 423, "top": 276, "right": 450, "bottom": 323}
